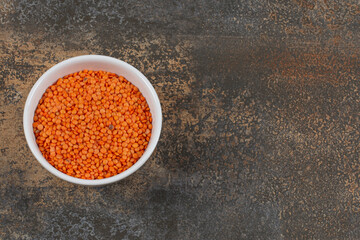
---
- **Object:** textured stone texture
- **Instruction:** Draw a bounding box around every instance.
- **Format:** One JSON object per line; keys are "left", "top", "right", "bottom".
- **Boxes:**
{"left": 0, "top": 0, "right": 360, "bottom": 239}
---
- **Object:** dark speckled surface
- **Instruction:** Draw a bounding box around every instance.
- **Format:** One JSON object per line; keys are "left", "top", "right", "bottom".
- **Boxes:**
{"left": 1, "top": 0, "right": 360, "bottom": 239}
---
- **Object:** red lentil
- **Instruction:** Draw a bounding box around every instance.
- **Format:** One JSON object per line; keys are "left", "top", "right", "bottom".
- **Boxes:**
{"left": 33, "top": 70, "right": 152, "bottom": 180}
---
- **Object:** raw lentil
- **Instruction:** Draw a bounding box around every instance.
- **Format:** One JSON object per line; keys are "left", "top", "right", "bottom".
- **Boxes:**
{"left": 33, "top": 70, "right": 152, "bottom": 180}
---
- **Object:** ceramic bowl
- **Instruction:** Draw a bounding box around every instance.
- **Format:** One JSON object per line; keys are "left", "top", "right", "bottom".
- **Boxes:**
{"left": 23, "top": 55, "right": 162, "bottom": 186}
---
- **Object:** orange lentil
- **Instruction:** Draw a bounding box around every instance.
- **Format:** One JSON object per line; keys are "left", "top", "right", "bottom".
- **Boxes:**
{"left": 33, "top": 70, "right": 152, "bottom": 180}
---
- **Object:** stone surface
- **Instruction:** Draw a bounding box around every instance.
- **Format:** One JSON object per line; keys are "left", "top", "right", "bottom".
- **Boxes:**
{"left": 0, "top": 0, "right": 359, "bottom": 239}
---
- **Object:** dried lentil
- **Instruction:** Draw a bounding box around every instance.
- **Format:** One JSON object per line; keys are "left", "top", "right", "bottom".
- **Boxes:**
{"left": 33, "top": 70, "right": 152, "bottom": 180}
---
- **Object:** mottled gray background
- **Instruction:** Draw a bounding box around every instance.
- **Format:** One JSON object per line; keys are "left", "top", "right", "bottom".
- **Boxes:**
{"left": 0, "top": 0, "right": 360, "bottom": 239}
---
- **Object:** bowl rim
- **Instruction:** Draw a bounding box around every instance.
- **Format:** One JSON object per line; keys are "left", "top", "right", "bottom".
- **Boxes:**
{"left": 23, "top": 55, "right": 162, "bottom": 186}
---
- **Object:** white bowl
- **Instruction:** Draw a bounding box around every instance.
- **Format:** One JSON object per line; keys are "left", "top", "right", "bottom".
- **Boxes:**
{"left": 23, "top": 55, "right": 162, "bottom": 186}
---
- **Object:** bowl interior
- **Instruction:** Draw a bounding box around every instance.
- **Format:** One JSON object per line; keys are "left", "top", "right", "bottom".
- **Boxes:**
{"left": 24, "top": 55, "right": 162, "bottom": 186}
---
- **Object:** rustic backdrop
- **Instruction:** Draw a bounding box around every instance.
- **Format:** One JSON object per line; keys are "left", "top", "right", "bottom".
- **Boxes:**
{"left": 0, "top": 0, "right": 359, "bottom": 239}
